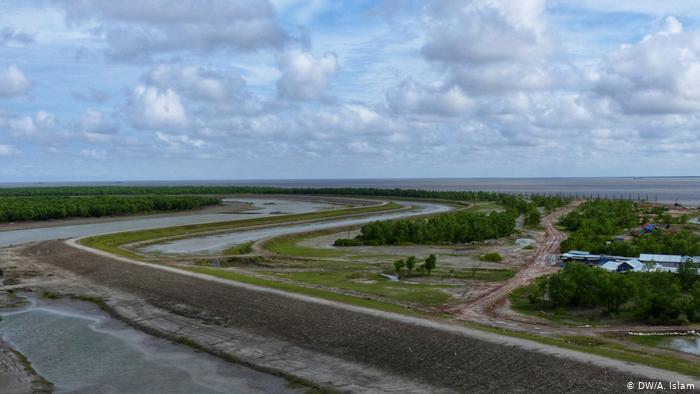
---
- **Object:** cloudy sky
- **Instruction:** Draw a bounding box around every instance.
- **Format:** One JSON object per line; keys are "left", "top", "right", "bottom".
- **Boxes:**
{"left": 1, "top": 0, "right": 699, "bottom": 181}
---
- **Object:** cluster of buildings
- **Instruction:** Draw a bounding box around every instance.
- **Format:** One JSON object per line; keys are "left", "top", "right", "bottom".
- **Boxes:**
{"left": 561, "top": 251, "right": 700, "bottom": 273}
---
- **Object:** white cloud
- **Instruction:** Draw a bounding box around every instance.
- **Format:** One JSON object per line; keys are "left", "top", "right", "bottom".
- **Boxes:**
{"left": 143, "top": 65, "right": 262, "bottom": 116}
{"left": 80, "top": 109, "right": 118, "bottom": 134}
{"left": 8, "top": 111, "right": 56, "bottom": 136}
{"left": 420, "top": 0, "right": 560, "bottom": 94}
{"left": 146, "top": 65, "right": 233, "bottom": 101}
{"left": 277, "top": 48, "right": 337, "bottom": 101}
{"left": 595, "top": 17, "right": 700, "bottom": 114}
{"left": 386, "top": 79, "right": 473, "bottom": 116}
{"left": 80, "top": 148, "right": 107, "bottom": 159}
{"left": 128, "top": 85, "right": 187, "bottom": 129}
{"left": 156, "top": 131, "right": 204, "bottom": 150}
{"left": 0, "top": 144, "right": 18, "bottom": 157}
{"left": 0, "top": 64, "right": 31, "bottom": 97}
{"left": 62, "top": 0, "right": 287, "bottom": 60}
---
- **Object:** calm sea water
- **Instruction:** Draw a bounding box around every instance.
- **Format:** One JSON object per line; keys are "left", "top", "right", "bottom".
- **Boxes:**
{"left": 2, "top": 177, "right": 700, "bottom": 204}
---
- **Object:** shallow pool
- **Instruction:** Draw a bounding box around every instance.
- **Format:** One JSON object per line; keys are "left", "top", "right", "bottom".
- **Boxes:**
{"left": 658, "top": 336, "right": 700, "bottom": 356}
{"left": 0, "top": 297, "right": 299, "bottom": 393}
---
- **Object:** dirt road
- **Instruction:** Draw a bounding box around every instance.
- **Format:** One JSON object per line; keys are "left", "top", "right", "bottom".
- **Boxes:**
{"left": 447, "top": 205, "right": 573, "bottom": 322}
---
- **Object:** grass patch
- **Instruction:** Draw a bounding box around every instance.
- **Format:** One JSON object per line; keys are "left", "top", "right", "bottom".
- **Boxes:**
{"left": 41, "top": 291, "right": 63, "bottom": 300}
{"left": 223, "top": 242, "right": 253, "bottom": 256}
{"left": 81, "top": 202, "right": 403, "bottom": 259}
{"left": 437, "top": 268, "right": 515, "bottom": 282}
{"left": 465, "top": 202, "right": 505, "bottom": 213}
{"left": 274, "top": 270, "right": 455, "bottom": 306}
{"left": 188, "top": 267, "right": 422, "bottom": 315}
{"left": 70, "top": 294, "right": 109, "bottom": 312}
{"left": 264, "top": 233, "right": 346, "bottom": 258}
{"left": 479, "top": 252, "right": 503, "bottom": 262}
{"left": 627, "top": 335, "right": 667, "bottom": 348}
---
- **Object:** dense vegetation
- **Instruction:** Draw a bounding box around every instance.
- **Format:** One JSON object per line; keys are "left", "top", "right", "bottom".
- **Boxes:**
{"left": 341, "top": 210, "right": 517, "bottom": 245}
{"left": 527, "top": 262, "right": 700, "bottom": 324}
{"left": 333, "top": 192, "right": 569, "bottom": 246}
{"left": 0, "top": 195, "right": 220, "bottom": 222}
{"left": 0, "top": 185, "right": 570, "bottom": 206}
{"left": 560, "top": 200, "right": 700, "bottom": 256}
{"left": 607, "top": 231, "right": 700, "bottom": 257}
{"left": 0, "top": 185, "right": 570, "bottom": 227}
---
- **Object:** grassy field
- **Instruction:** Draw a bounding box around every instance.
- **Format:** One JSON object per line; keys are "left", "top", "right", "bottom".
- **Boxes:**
{"left": 223, "top": 242, "right": 253, "bottom": 255}
{"left": 188, "top": 266, "right": 423, "bottom": 315}
{"left": 273, "top": 269, "right": 456, "bottom": 306}
{"left": 263, "top": 232, "right": 347, "bottom": 258}
{"left": 80, "top": 201, "right": 403, "bottom": 259}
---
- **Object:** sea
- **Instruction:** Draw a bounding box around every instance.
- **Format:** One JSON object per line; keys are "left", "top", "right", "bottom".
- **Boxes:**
{"left": 1, "top": 177, "right": 700, "bottom": 205}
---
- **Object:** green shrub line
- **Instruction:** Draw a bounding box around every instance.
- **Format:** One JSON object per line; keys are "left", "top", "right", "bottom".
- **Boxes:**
{"left": 519, "top": 261, "right": 700, "bottom": 325}
{"left": 0, "top": 195, "right": 220, "bottom": 222}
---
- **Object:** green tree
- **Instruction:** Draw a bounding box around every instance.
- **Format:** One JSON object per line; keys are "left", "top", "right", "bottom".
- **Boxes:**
{"left": 524, "top": 205, "right": 541, "bottom": 226}
{"left": 597, "top": 273, "right": 636, "bottom": 314}
{"left": 423, "top": 254, "right": 437, "bottom": 275}
{"left": 405, "top": 256, "right": 416, "bottom": 276}
{"left": 634, "top": 272, "right": 684, "bottom": 323}
{"left": 677, "top": 260, "right": 698, "bottom": 291}
{"left": 393, "top": 259, "right": 405, "bottom": 278}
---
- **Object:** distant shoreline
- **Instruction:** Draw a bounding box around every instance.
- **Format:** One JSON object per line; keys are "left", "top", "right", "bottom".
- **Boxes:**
{"left": 2, "top": 177, "right": 699, "bottom": 204}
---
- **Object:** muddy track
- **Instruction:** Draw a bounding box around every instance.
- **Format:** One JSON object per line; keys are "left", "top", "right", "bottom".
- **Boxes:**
{"left": 447, "top": 205, "right": 573, "bottom": 321}
{"left": 19, "top": 240, "right": 680, "bottom": 393}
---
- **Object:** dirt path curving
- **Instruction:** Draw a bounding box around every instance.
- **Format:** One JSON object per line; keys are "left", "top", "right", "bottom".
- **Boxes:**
{"left": 446, "top": 204, "right": 575, "bottom": 322}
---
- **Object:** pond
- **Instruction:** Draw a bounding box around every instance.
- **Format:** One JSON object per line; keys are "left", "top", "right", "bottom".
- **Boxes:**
{"left": 657, "top": 336, "right": 700, "bottom": 356}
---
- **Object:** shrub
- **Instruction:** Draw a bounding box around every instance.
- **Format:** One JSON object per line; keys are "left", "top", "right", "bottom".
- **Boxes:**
{"left": 479, "top": 252, "right": 503, "bottom": 262}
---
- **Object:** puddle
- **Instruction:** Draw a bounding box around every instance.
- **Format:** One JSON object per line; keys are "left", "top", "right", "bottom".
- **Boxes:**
{"left": 657, "top": 336, "right": 700, "bottom": 356}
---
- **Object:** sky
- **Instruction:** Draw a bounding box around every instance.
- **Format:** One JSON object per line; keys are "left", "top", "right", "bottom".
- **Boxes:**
{"left": 1, "top": 0, "right": 700, "bottom": 182}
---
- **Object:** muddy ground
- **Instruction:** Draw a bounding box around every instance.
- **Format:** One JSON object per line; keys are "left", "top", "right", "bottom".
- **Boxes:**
{"left": 12, "top": 240, "right": 674, "bottom": 393}
{"left": 0, "top": 292, "right": 52, "bottom": 394}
